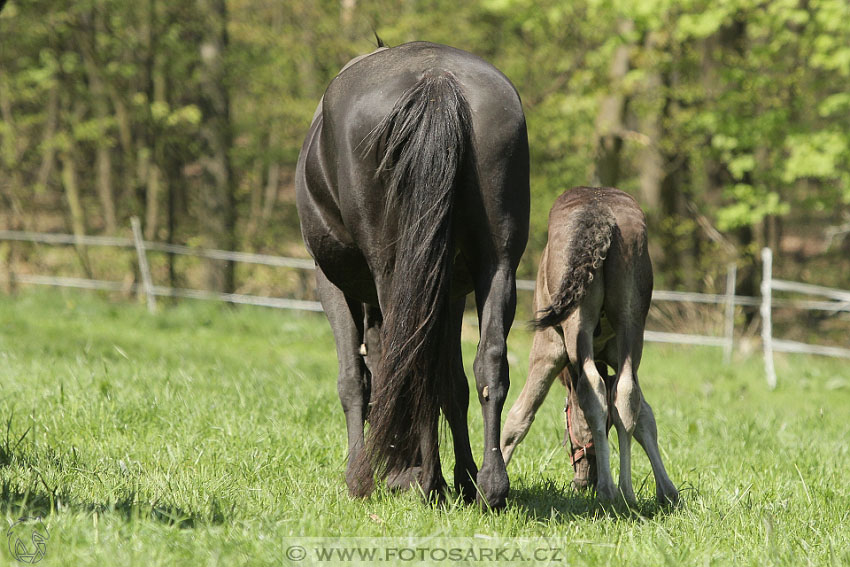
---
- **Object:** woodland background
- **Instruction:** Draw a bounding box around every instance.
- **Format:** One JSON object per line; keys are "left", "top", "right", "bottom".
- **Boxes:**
{"left": 1, "top": 0, "right": 848, "bottom": 301}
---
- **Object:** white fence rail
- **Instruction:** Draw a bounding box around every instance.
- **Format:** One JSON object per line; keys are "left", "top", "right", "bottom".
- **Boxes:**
{"left": 2, "top": 225, "right": 848, "bottom": 386}
{"left": 0, "top": 224, "right": 324, "bottom": 312}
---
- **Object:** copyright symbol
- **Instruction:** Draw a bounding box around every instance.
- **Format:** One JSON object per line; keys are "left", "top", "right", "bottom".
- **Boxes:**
{"left": 286, "top": 545, "right": 307, "bottom": 562}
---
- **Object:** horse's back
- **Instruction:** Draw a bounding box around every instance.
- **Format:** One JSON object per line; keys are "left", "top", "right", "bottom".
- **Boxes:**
{"left": 299, "top": 42, "right": 529, "bottom": 299}
{"left": 324, "top": 42, "right": 524, "bottom": 128}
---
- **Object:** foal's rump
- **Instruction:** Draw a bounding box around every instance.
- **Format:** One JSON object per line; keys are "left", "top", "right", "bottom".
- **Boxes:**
{"left": 534, "top": 186, "right": 651, "bottom": 331}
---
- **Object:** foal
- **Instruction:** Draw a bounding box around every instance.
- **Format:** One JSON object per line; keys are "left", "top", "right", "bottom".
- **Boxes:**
{"left": 501, "top": 186, "right": 678, "bottom": 506}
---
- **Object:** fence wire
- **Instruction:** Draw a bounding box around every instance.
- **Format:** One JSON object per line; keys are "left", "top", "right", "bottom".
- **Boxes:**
{"left": 3, "top": 228, "right": 849, "bottom": 385}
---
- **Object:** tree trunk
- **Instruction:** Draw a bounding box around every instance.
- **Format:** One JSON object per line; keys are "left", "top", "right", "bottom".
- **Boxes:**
{"left": 293, "top": 2, "right": 318, "bottom": 98}
{"left": 340, "top": 0, "right": 356, "bottom": 33}
{"left": 0, "top": 76, "right": 26, "bottom": 230}
{"left": 59, "top": 146, "right": 92, "bottom": 277}
{"left": 36, "top": 84, "right": 60, "bottom": 192}
{"left": 655, "top": 62, "right": 695, "bottom": 289}
{"left": 261, "top": 125, "right": 281, "bottom": 223}
{"left": 81, "top": 11, "right": 118, "bottom": 234}
{"left": 104, "top": 82, "right": 134, "bottom": 206}
{"left": 0, "top": 75, "right": 18, "bottom": 172}
{"left": 197, "top": 0, "right": 236, "bottom": 293}
{"left": 637, "top": 32, "right": 663, "bottom": 212}
{"left": 145, "top": 162, "right": 162, "bottom": 240}
{"left": 593, "top": 19, "right": 633, "bottom": 187}
{"left": 60, "top": 151, "right": 86, "bottom": 239}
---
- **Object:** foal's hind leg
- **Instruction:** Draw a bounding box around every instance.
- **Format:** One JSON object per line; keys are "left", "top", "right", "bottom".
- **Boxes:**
{"left": 563, "top": 283, "right": 619, "bottom": 503}
{"left": 609, "top": 327, "right": 642, "bottom": 507}
{"left": 316, "top": 269, "right": 373, "bottom": 497}
{"left": 566, "top": 364, "right": 601, "bottom": 491}
{"left": 633, "top": 398, "right": 679, "bottom": 506}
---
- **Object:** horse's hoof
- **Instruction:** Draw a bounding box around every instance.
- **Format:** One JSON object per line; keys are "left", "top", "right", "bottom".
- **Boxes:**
{"left": 658, "top": 485, "right": 680, "bottom": 508}
{"left": 475, "top": 491, "right": 507, "bottom": 510}
{"left": 347, "top": 474, "right": 375, "bottom": 498}
{"left": 475, "top": 467, "right": 509, "bottom": 510}
{"left": 595, "top": 482, "right": 619, "bottom": 505}
{"left": 425, "top": 481, "right": 448, "bottom": 505}
{"left": 455, "top": 469, "right": 478, "bottom": 504}
{"left": 386, "top": 467, "right": 422, "bottom": 491}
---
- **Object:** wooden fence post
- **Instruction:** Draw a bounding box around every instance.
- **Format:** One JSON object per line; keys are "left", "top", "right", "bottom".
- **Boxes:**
{"left": 131, "top": 217, "right": 156, "bottom": 313}
{"left": 723, "top": 262, "right": 737, "bottom": 364}
{"left": 760, "top": 247, "right": 776, "bottom": 389}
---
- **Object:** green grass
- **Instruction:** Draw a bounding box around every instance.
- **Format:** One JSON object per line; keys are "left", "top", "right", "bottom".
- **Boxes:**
{"left": 0, "top": 288, "right": 848, "bottom": 566}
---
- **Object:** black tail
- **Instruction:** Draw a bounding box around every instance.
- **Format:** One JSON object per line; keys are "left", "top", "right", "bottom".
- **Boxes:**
{"left": 358, "top": 71, "right": 472, "bottom": 481}
{"left": 534, "top": 205, "right": 616, "bottom": 329}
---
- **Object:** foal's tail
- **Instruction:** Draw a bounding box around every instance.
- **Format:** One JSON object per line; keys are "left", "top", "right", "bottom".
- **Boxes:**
{"left": 534, "top": 204, "right": 617, "bottom": 329}
{"left": 357, "top": 70, "right": 472, "bottom": 483}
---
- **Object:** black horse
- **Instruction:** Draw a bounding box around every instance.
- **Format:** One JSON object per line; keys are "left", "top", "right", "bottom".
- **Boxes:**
{"left": 296, "top": 41, "right": 529, "bottom": 508}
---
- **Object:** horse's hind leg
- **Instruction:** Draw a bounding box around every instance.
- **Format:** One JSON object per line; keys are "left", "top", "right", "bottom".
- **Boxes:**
{"left": 388, "top": 301, "right": 469, "bottom": 503}
{"left": 316, "top": 269, "right": 373, "bottom": 497}
{"left": 442, "top": 297, "right": 477, "bottom": 502}
{"left": 395, "top": 301, "right": 475, "bottom": 504}
{"left": 412, "top": 408, "right": 447, "bottom": 502}
{"left": 501, "top": 324, "right": 566, "bottom": 465}
{"left": 386, "top": 303, "right": 474, "bottom": 504}
{"left": 633, "top": 398, "right": 679, "bottom": 506}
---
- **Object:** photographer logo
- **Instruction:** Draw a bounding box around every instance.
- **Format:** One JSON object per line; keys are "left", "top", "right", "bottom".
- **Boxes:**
{"left": 6, "top": 517, "right": 49, "bottom": 564}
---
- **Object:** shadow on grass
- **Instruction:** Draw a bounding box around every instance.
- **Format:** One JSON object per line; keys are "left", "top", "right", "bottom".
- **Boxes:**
{"left": 507, "top": 479, "right": 679, "bottom": 523}
{"left": 0, "top": 427, "right": 230, "bottom": 529}
{"left": 0, "top": 482, "right": 227, "bottom": 529}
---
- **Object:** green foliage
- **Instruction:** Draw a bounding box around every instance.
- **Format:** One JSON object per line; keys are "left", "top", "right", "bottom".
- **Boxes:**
{"left": 0, "top": 0, "right": 849, "bottom": 286}
{"left": 717, "top": 185, "right": 789, "bottom": 231}
{"left": 782, "top": 131, "right": 847, "bottom": 183}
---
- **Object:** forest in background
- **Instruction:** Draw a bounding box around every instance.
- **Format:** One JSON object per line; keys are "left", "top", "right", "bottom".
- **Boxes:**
{"left": 1, "top": 0, "right": 849, "bottom": 300}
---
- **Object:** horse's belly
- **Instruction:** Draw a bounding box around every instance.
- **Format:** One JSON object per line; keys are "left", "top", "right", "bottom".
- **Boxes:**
{"left": 297, "top": 144, "right": 378, "bottom": 304}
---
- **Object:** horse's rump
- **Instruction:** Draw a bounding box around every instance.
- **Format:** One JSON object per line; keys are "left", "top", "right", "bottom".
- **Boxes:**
{"left": 356, "top": 70, "right": 473, "bottom": 479}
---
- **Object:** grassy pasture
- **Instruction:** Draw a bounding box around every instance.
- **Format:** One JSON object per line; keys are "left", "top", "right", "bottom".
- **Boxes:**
{"left": 0, "top": 289, "right": 848, "bottom": 566}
